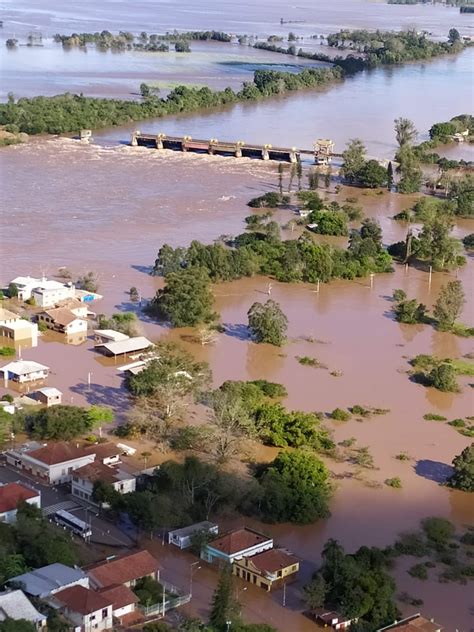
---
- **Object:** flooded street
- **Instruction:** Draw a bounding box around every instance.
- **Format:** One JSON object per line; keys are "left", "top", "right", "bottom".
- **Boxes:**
{"left": 1, "top": 0, "right": 473, "bottom": 628}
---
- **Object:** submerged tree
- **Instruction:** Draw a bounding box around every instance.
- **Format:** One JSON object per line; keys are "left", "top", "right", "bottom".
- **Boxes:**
{"left": 433, "top": 280, "right": 465, "bottom": 330}
{"left": 247, "top": 300, "right": 288, "bottom": 346}
{"left": 341, "top": 138, "right": 366, "bottom": 183}
{"left": 394, "top": 117, "right": 417, "bottom": 148}
{"left": 448, "top": 444, "right": 474, "bottom": 492}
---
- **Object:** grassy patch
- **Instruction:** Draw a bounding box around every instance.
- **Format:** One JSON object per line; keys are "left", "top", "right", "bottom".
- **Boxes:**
{"left": 0, "top": 346, "right": 15, "bottom": 356}
{"left": 451, "top": 322, "right": 474, "bottom": 338}
{"left": 423, "top": 413, "right": 447, "bottom": 421}
{"left": 296, "top": 355, "right": 327, "bottom": 369}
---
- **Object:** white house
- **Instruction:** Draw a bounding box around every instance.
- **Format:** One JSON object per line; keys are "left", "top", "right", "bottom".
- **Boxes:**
{"left": 6, "top": 442, "right": 96, "bottom": 484}
{"left": 201, "top": 527, "right": 273, "bottom": 565}
{"left": 33, "top": 387, "right": 62, "bottom": 407}
{"left": 9, "top": 564, "right": 89, "bottom": 598}
{"left": 71, "top": 461, "right": 136, "bottom": 505}
{"left": 10, "top": 276, "right": 76, "bottom": 307}
{"left": 50, "top": 585, "right": 113, "bottom": 632}
{"left": 0, "top": 482, "right": 41, "bottom": 523}
{"left": 1, "top": 360, "right": 49, "bottom": 385}
{"left": 168, "top": 521, "right": 219, "bottom": 549}
{"left": 38, "top": 308, "right": 88, "bottom": 335}
{"left": 0, "top": 590, "right": 47, "bottom": 630}
{"left": 0, "top": 319, "right": 38, "bottom": 346}
{"left": 98, "top": 585, "right": 140, "bottom": 627}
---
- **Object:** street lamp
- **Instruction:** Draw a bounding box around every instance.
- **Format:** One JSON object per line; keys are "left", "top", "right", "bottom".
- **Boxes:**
{"left": 226, "top": 621, "right": 232, "bottom": 632}
{"left": 189, "top": 561, "right": 201, "bottom": 597}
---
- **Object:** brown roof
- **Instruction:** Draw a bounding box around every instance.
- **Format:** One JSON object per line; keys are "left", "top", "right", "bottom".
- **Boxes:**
{"left": 0, "top": 482, "right": 39, "bottom": 513}
{"left": 87, "top": 551, "right": 160, "bottom": 588}
{"left": 54, "top": 299, "right": 83, "bottom": 310}
{"left": 26, "top": 442, "right": 89, "bottom": 466}
{"left": 208, "top": 528, "right": 272, "bottom": 556}
{"left": 0, "top": 308, "right": 19, "bottom": 321}
{"left": 54, "top": 585, "right": 112, "bottom": 615}
{"left": 99, "top": 585, "right": 138, "bottom": 610}
{"left": 382, "top": 617, "right": 443, "bottom": 632}
{"left": 247, "top": 548, "right": 299, "bottom": 574}
{"left": 83, "top": 442, "right": 121, "bottom": 460}
{"left": 43, "top": 308, "right": 83, "bottom": 327}
{"left": 74, "top": 461, "right": 119, "bottom": 484}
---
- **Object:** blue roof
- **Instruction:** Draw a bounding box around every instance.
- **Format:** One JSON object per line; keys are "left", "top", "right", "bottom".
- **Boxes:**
{"left": 9, "top": 563, "right": 87, "bottom": 597}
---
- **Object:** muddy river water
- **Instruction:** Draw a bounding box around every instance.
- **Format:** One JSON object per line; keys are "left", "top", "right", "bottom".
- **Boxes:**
{"left": 0, "top": 0, "right": 474, "bottom": 628}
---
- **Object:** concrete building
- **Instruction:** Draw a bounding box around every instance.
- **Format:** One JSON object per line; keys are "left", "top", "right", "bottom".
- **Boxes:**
{"left": 71, "top": 461, "right": 136, "bottom": 505}
{"left": 9, "top": 564, "right": 89, "bottom": 598}
{"left": 0, "top": 482, "right": 41, "bottom": 523}
{"left": 33, "top": 387, "right": 62, "bottom": 407}
{"left": 0, "top": 308, "right": 19, "bottom": 326}
{"left": 201, "top": 528, "right": 273, "bottom": 565}
{"left": 5, "top": 442, "right": 96, "bottom": 484}
{"left": 51, "top": 585, "right": 113, "bottom": 632}
{"left": 10, "top": 276, "right": 76, "bottom": 307}
{"left": 233, "top": 548, "right": 299, "bottom": 591}
{"left": 168, "top": 521, "right": 219, "bottom": 549}
{"left": 38, "top": 308, "right": 88, "bottom": 335}
{"left": 0, "top": 590, "right": 47, "bottom": 630}
{"left": 87, "top": 551, "right": 160, "bottom": 590}
{"left": 95, "top": 336, "right": 154, "bottom": 358}
{"left": 0, "top": 319, "right": 39, "bottom": 346}
{"left": 1, "top": 360, "right": 49, "bottom": 384}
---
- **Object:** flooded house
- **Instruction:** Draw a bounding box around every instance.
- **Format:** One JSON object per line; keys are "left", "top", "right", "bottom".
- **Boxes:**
{"left": 0, "top": 307, "right": 38, "bottom": 346}
{"left": 1, "top": 360, "right": 49, "bottom": 385}
{"left": 10, "top": 276, "right": 76, "bottom": 307}
{"left": 33, "top": 386, "right": 62, "bottom": 407}
{"left": 201, "top": 527, "right": 273, "bottom": 565}
{"left": 37, "top": 308, "right": 88, "bottom": 335}
{"left": 233, "top": 548, "right": 300, "bottom": 591}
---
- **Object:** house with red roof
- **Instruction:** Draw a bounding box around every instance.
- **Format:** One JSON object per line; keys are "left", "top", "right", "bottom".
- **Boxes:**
{"left": 0, "top": 482, "right": 41, "bottom": 523}
{"left": 233, "top": 548, "right": 300, "bottom": 591}
{"left": 201, "top": 527, "right": 273, "bottom": 565}
{"left": 50, "top": 585, "right": 113, "bottom": 631}
{"left": 86, "top": 550, "right": 160, "bottom": 590}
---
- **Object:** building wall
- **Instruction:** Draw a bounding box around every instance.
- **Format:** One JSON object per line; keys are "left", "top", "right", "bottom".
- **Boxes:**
{"left": 65, "top": 319, "right": 88, "bottom": 334}
{"left": 4, "top": 369, "right": 48, "bottom": 384}
{"left": 203, "top": 539, "right": 273, "bottom": 564}
{"left": 63, "top": 605, "right": 112, "bottom": 631}
{"left": 232, "top": 559, "right": 299, "bottom": 592}
{"left": 8, "top": 453, "right": 95, "bottom": 484}
{"left": 33, "top": 287, "right": 75, "bottom": 308}
{"left": 113, "top": 603, "right": 135, "bottom": 619}
{"left": 37, "top": 393, "right": 62, "bottom": 407}
{"left": 0, "top": 492, "right": 41, "bottom": 524}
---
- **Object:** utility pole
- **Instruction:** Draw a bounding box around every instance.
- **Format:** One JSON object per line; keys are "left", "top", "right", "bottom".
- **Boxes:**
{"left": 283, "top": 581, "right": 286, "bottom": 607}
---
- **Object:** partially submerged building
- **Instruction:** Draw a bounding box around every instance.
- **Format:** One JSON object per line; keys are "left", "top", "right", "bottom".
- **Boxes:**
{"left": 38, "top": 308, "right": 88, "bottom": 335}
{"left": 233, "top": 548, "right": 299, "bottom": 591}
{"left": 201, "top": 527, "right": 273, "bottom": 565}
{"left": 377, "top": 614, "right": 444, "bottom": 632}
{"left": 33, "top": 386, "right": 62, "bottom": 407}
{"left": 1, "top": 360, "right": 49, "bottom": 385}
{"left": 0, "top": 308, "right": 38, "bottom": 346}
{"left": 95, "top": 336, "right": 154, "bottom": 358}
{"left": 168, "top": 521, "right": 219, "bottom": 549}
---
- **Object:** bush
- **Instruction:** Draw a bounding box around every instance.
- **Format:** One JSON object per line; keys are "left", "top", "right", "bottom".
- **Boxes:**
{"left": 423, "top": 413, "right": 447, "bottom": 421}
{"left": 351, "top": 404, "right": 371, "bottom": 417}
{"left": 385, "top": 477, "right": 402, "bottom": 488}
{"left": 248, "top": 192, "right": 282, "bottom": 208}
{"left": 422, "top": 517, "right": 455, "bottom": 545}
{"left": 429, "top": 363, "right": 458, "bottom": 392}
{"left": 0, "top": 347, "right": 15, "bottom": 357}
{"left": 330, "top": 408, "right": 351, "bottom": 421}
{"left": 408, "top": 563, "right": 428, "bottom": 580}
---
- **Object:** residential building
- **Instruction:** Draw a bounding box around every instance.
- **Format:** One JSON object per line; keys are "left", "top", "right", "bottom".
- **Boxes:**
{"left": 5, "top": 442, "right": 95, "bottom": 484}
{"left": 87, "top": 551, "right": 160, "bottom": 590}
{"left": 51, "top": 585, "right": 113, "bottom": 632}
{"left": 168, "top": 521, "right": 219, "bottom": 549}
{"left": 377, "top": 614, "right": 444, "bottom": 632}
{"left": 233, "top": 548, "right": 299, "bottom": 591}
{"left": 33, "top": 387, "right": 62, "bottom": 407}
{"left": 38, "top": 308, "right": 88, "bottom": 335}
{"left": 313, "top": 610, "right": 357, "bottom": 630}
{"left": 83, "top": 442, "right": 122, "bottom": 465}
{"left": 55, "top": 299, "right": 89, "bottom": 318}
{"left": 1, "top": 360, "right": 49, "bottom": 384}
{"left": 71, "top": 461, "right": 136, "bottom": 504}
{"left": 10, "top": 276, "right": 76, "bottom": 307}
{"left": 98, "top": 584, "right": 141, "bottom": 627}
{"left": 95, "top": 336, "right": 154, "bottom": 358}
{"left": 0, "top": 319, "right": 39, "bottom": 346}
{"left": 0, "top": 482, "right": 41, "bottom": 523}
{"left": 0, "top": 308, "right": 19, "bottom": 326}
{"left": 0, "top": 590, "right": 47, "bottom": 630}
{"left": 201, "top": 528, "right": 273, "bottom": 565}
{"left": 9, "top": 564, "right": 89, "bottom": 598}
{"left": 94, "top": 330, "right": 130, "bottom": 345}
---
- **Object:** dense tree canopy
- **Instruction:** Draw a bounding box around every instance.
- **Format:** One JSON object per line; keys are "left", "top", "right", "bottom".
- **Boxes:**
{"left": 247, "top": 300, "right": 288, "bottom": 346}
{"left": 433, "top": 280, "right": 465, "bottom": 330}
{"left": 22, "top": 405, "right": 103, "bottom": 440}
{"left": 448, "top": 444, "right": 474, "bottom": 492}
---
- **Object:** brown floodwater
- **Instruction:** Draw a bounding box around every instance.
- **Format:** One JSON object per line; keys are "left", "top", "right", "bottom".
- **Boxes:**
{"left": 1, "top": 138, "right": 473, "bottom": 628}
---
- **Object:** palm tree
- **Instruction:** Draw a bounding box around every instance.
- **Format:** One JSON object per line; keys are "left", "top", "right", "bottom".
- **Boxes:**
{"left": 394, "top": 117, "right": 417, "bottom": 147}
{"left": 141, "top": 451, "right": 152, "bottom": 469}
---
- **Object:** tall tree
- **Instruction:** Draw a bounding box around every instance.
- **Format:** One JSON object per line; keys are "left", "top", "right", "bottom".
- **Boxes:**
{"left": 247, "top": 300, "right": 288, "bottom": 346}
{"left": 341, "top": 139, "right": 366, "bottom": 183}
{"left": 396, "top": 145, "right": 422, "bottom": 194}
{"left": 296, "top": 161, "right": 303, "bottom": 191}
{"left": 448, "top": 444, "right": 474, "bottom": 492}
{"left": 394, "top": 117, "right": 417, "bottom": 147}
{"left": 303, "top": 574, "right": 327, "bottom": 609}
{"left": 278, "top": 163, "right": 284, "bottom": 195}
{"left": 209, "top": 566, "right": 239, "bottom": 631}
{"left": 433, "top": 280, "right": 465, "bottom": 330}
{"left": 149, "top": 267, "right": 216, "bottom": 327}
{"left": 387, "top": 161, "right": 394, "bottom": 191}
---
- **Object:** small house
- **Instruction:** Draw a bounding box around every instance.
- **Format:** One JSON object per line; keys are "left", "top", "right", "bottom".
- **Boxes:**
{"left": 168, "top": 521, "right": 219, "bottom": 549}
{"left": 201, "top": 527, "right": 273, "bottom": 565}
{"left": 1, "top": 360, "right": 49, "bottom": 384}
{"left": 34, "top": 387, "right": 62, "bottom": 407}
{"left": 233, "top": 548, "right": 299, "bottom": 591}
{"left": 0, "top": 590, "right": 47, "bottom": 630}
{"left": 314, "top": 610, "right": 357, "bottom": 630}
{"left": 38, "top": 308, "right": 88, "bottom": 335}
{"left": 50, "top": 585, "right": 113, "bottom": 632}
{"left": 87, "top": 550, "right": 161, "bottom": 590}
{"left": 95, "top": 336, "right": 154, "bottom": 358}
{"left": 0, "top": 319, "right": 38, "bottom": 346}
{"left": 94, "top": 330, "right": 130, "bottom": 346}
{"left": 377, "top": 614, "right": 444, "bottom": 632}
{"left": 0, "top": 482, "right": 41, "bottom": 523}
{"left": 71, "top": 461, "right": 136, "bottom": 504}
{"left": 9, "top": 564, "right": 89, "bottom": 598}
{"left": 98, "top": 585, "right": 141, "bottom": 627}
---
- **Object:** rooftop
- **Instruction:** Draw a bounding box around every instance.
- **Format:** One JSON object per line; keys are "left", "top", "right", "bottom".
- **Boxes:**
{"left": 74, "top": 461, "right": 129, "bottom": 485}
{"left": 0, "top": 360, "right": 49, "bottom": 376}
{"left": 378, "top": 615, "right": 443, "bottom": 632}
{"left": 54, "top": 585, "right": 112, "bottom": 615}
{"left": 0, "top": 590, "right": 47, "bottom": 624}
{"left": 35, "top": 387, "right": 62, "bottom": 397}
{"left": 94, "top": 329, "right": 130, "bottom": 342}
{"left": 9, "top": 563, "right": 87, "bottom": 597}
{"left": 12, "top": 276, "right": 70, "bottom": 291}
{"left": 24, "top": 442, "right": 90, "bottom": 466}
{"left": 208, "top": 528, "right": 272, "bottom": 556}
{"left": 247, "top": 548, "right": 299, "bottom": 574}
{"left": 169, "top": 521, "right": 218, "bottom": 539}
{"left": 83, "top": 442, "right": 122, "bottom": 460}
{"left": 98, "top": 336, "right": 154, "bottom": 356}
{"left": 0, "top": 482, "right": 39, "bottom": 514}
{"left": 0, "top": 320, "right": 36, "bottom": 331}
{"left": 99, "top": 584, "right": 138, "bottom": 610}
{"left": 87, "top": 550, "right": 160, "bottom": 588}
{"left": 42, "top": 308, "right": 84, "bottom": 327}
{"left": 0, "top": 308, "right": 19, "bottom": 321}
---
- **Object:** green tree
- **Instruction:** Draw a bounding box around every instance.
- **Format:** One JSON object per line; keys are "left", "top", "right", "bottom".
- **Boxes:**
{"left": 397, "top": 145, "right": 422, "bottom": 193}
{"left": 357, "top": 160, "right": 388, "bottom": 188}
{"left": 387, "top": 161, "right": 394, "bottom": 190}
{"left": 417, "top": 216, "right": 462, "bottom": 271}
{"left": 150, "top": 267, "right": 216, "bottom": 327}
{"left": 247, "top": 300, "right": 288, "bottom": 346}
{"left": 7, "top": 283, "right": 18, "bottom": 298}
{"left": 428, "top": 363, "right": 458, "bottom": 392}
{"left": 140, "top": 83, "right": 151, "bottom": 98}
{"left": 448, "top": 28, "right": 460, "bottom": 44}
{"left": 448, "top": 444, "right": 474, "bottom": 492}
{"left": 303, "top": 574, "right": 327, "bottom": 609}
{"left": 421, "top": 517, "right": 455, "bottom": 545}
{"left": 23, "top": 405, "right": 94, "bottom": 440}
{"left": 257, "top": 450, "right": 332, "bottom": 523}
{"left": 394, "top": 117, "right": 417, "bottom": 147}
{"left": 433, "top": 280, "right": 465, "bottom": 330}
{"left": 0, "top": 620, "right": 36, "bottom": 632}
{"left": 209, "top": 566, "right": 239, "bottom": 630}
{"left": 76, "top": 271, "right": 99, "bottom": 292}
{"left": 340, "top": 139, "right": 367, "bottom": 183}
{"left": 92, "top": 480, "right": 123, "bottom": 507}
